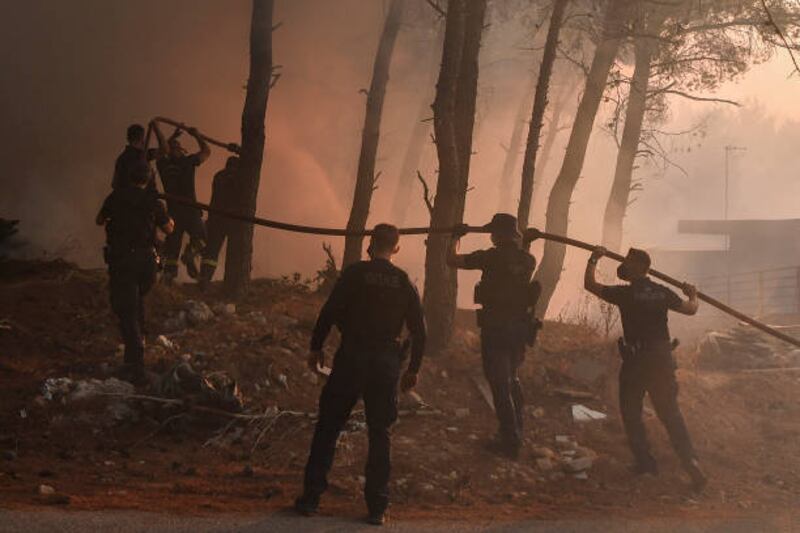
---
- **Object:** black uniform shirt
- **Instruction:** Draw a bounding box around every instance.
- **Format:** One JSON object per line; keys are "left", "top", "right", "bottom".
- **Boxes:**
{"left": 601, "top": 278, "right": 683, "bottom": 345}
{"left": 462, "top": 243, "right": 536, "bottom": 315}
{"left": 112, "top": 146, "right": 157, "bottom": 190}
{"left": 310, "top": 259, "right": 427, "bottom": 373}
{"left": 157, "top": 154, "right": 202, "bottom": 216}
{"left": 100, "top": 187, "right": 170, "bottom": 251}
{"left": 210, "top": 168, "right": 237, "bottom": 210}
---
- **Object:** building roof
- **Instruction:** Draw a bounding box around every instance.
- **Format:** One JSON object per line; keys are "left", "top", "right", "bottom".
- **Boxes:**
{"left": 678, "top": 219, "right": 800, "bottom": 236}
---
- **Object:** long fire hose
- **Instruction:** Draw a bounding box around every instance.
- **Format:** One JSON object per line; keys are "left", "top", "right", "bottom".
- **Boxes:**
{"left": 152, "top": 117, "right": 241, "bottom": 154}
{"left": 157, "top": 192, "right": 800, "bottom": 349}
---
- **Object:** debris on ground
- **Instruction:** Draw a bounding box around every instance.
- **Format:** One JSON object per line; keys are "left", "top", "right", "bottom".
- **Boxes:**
{"left": 571, "top": 404, "right": 607, "bottom": 423}
{"left": 697, "top": 324, "right": 800, "bottom": 370}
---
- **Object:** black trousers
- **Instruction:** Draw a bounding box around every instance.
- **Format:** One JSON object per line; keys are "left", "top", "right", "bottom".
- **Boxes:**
{"left": 481, "top": 323, "right": 526, "bottom": 449}
{"left": 619, "top": 349, "right": 697, "bottom": 468}
{"left": 200, "top": 214, "right": 231, "bottom": 281}
{"left": 108, "top": 249, "right": 157, "bottom": 369}
{"left": 302, "top": 348, "right": 400, "bottom": 514}
{"left": 163, "top": 208, "right": 206, "bottom": 276}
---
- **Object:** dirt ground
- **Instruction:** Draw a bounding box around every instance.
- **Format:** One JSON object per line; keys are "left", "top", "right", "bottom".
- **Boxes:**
{"left": 1, "top": 259, "right": 799, "bottom": 525}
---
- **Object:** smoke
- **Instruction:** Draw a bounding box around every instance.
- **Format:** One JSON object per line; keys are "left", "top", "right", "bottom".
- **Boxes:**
{"left": 1, "top": 0, "right": 796, "bottom": 317}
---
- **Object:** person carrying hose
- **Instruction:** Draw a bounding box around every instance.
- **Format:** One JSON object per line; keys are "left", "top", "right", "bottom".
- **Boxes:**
{"left": 153, "top": 121, "right": 210, "bottom": 282}
{"left": 585, "top": 246, "right": 707, "bottom": 491}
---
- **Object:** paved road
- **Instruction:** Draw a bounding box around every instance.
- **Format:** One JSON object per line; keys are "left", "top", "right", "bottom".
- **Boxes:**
{"left": 0, "top": 509, "right": 796, "bottom": 533}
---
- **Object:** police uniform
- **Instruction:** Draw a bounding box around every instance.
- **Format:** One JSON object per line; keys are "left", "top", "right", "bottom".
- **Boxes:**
{"left": 99, "top": 186, "right": 170, "bottom": 378}
{"left": 462, "top": 242, "right": 535, "bottom": 455}
{"left": 299, "top": 258, "right": 426, "bottom": 517}
{"left": 157, "top": 154, "right": 206, "bottom": 277}
{"left": 601, "top": 278, "right": 697, "bottom": 472}
{"left": 199, "top": 165, "right": 237, "bottom": 284}
{"left": 112, "top": 145, "right": 158, "bottom": 191}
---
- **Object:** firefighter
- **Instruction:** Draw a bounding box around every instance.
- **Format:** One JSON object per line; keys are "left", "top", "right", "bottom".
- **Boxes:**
{"left": 198, "top": 156, "right": 239, "bottom": 289}
{"left": 295, "top": 224, "right": 426, "bottom": 526}
{"left": 153, "top": 122, "right": 210, "bottom": 282}
{"left": 97, "top": 154, "right": 173, "bottom": 385}
{"left": 584, "top": 246, "right": 707, "bottom": 491}
{"left": 447, "top": 213, "right": 538, "bottom": 459}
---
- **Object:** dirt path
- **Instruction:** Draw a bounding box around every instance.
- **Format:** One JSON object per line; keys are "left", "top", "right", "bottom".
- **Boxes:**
{"left": 0, "top": 509, "right": 796, "bottom": 533}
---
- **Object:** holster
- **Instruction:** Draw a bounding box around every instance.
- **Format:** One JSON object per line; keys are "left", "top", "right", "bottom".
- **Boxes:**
{"left": 526, "top": 314, "right": 543, "bottom": 347}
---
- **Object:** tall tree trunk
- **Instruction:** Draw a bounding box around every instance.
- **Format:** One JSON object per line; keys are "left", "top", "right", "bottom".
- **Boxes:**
{"left": 390, "top": 31, "right": 442, "bottom": 224}
{"left": 601, "top": 11, "right": 665, "bottom": 253}
{"left": 517, "top": 0, "right": 569, "bottom": 231}
{"left": 531, "top": 80, "right": 576, "bottom": 208}
{"left": 496, "top": 74, "right": 535, "bottom": 213}
{"left": 342, "top": 0, "right": 406, "bottom": 267}
{"left": 224, "top": 0, "right": 274, "bottom": 297}
{"left": 423, "top": 0, "right": 486, "bottom": 354}
{"left": 533, "top": 0, "right": 629, "bottom": 316}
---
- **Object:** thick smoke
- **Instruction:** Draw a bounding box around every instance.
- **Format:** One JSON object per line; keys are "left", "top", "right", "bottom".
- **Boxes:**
{"left": 1, "top": 0, "right": 797, "bottom": 316}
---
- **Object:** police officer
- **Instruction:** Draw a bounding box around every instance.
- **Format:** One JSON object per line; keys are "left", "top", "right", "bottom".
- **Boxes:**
{"left": 295, "top": 224, "right": 426, "bottom": 526}
{"left": 97, "top": 155, "right": 174, "bottom": 385}
{"left": 112, "top": 122, "right": 166, "bottom": 191}
{"left": 584, "top": 246, "right": 707, "bottom": 491}
{"left": 447, "top": 213, "right": 537, "bottom": 459}
{"left": 153, "top": 122, "right": 210, "bottom": 282}
{"left": 198, "top": 156, "right": 239, "bottom": 290}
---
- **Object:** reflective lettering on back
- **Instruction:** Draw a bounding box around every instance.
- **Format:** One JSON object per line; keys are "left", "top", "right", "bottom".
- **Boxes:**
{"left": 364, "top": 272, "right": 401, "bottom": 289}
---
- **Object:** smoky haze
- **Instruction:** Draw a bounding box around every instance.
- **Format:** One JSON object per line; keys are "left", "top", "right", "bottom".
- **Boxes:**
{"left": 1, "top": 0, "right": 798, "bottom": 317}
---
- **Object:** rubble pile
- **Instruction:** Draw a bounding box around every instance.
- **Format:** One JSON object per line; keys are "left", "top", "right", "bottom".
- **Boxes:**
{"left": 696, "top": 325, "right": 800, "bottom": 370}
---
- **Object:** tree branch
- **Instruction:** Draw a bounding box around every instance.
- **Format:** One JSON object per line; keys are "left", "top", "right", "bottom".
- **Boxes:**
{"left": 416, "top": 171, "right": 434, "bottom": 215}
{"left": 424, "top": 0, "right": 446, "bottom": 18}
{"left": 654, "top": 89, "right": 741, "bottom": 107}
{"left": 761, "top": 0, "right": 800, "bottom": 75}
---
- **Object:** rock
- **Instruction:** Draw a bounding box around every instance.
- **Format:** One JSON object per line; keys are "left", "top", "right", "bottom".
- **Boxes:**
{"left": 454, "top": 408, "right": 470, "bottom": 418}
{"left": 303, "top": 371, "right": 319, "bottom": 386}
{"left": 185, "top": 300, "right": 214, "bottom": 326}
{"left": 155, "top": 335, "right": 175, "bottom": 350}
{"left": 213, "top": 303, "right": 237, "bottom": 316}
{"left": 38, "top": 484, "right": 55, "bottom": 495}
{"left": 445, "top": 427, "right": 459, "bottom": 433}
{"left": 535, "top": 458, "right": 554, "bottom": 471}
{"left": 69, "top": 378, "right": 135, "bottom": 402}
{"left": 420, "top": 483, "right": 435, "bottom": 492}
{"left": 42, "top": 377, "right": 74, "bottom": 401}
{"left": 573, "top": 471, "right": 589, "bottom": 480}
{"left": 555, "top": 435, "right": 577, "bottom": 450}
{"left": 531, "top": 446, "right": 557, "bottom": 460}
{"left": 277, "top": 374, "right": 288, "bottom": 390}
{"left": 440, "top": 370, "right": 449, "bottom": 379}
{"left": 562, "top": 456, "right": 593, "bottom": 473}
{"left": 163, "top": 312, "right": 187, "bottom": 332}
{"left": 571, "top": 404, "right": 607, "bottom": 423}
{"left": 3, "top": 450, "right": 17, "bottom": 461}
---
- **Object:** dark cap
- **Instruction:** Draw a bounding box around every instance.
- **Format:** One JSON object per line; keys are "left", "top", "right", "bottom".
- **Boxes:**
{"left": 368, "top": 223, "right": 400, "bottom": 255}
{"left": 484, "top": 213, "right": 521, "bottom": 239}
{"left": 617, "top": 247, "right": 651, "bottom": 281}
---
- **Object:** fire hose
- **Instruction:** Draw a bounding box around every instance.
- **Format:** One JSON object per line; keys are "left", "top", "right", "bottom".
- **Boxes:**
{"left": 152, "top": 117, "right": 241, "bottom": 154}
{"left": 157, "top": 192, "right": 800, "bottom": 349}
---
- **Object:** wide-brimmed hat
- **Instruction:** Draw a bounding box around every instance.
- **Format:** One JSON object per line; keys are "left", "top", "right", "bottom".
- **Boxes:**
{"left": 484, "top": 213, "right": 521, "bottom": 239}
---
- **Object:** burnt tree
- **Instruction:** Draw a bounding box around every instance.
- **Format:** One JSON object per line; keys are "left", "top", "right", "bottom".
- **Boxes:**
{"left": 534, "top": 0, "right": 629, "bottom": 315}
{"left": 424, "top": 0, "right": 487, "bottom": 353}
{"left": 517, "top": 0, "right": 569, "bottom": 231}
{"left": 342, "top": 0, "right": 406, "bottom": 267}
{"left": 601, "top": 8, "right": 666, "bottom": 253}
{"left": 225, "top": 0, "right": 274, "bottom": 297}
